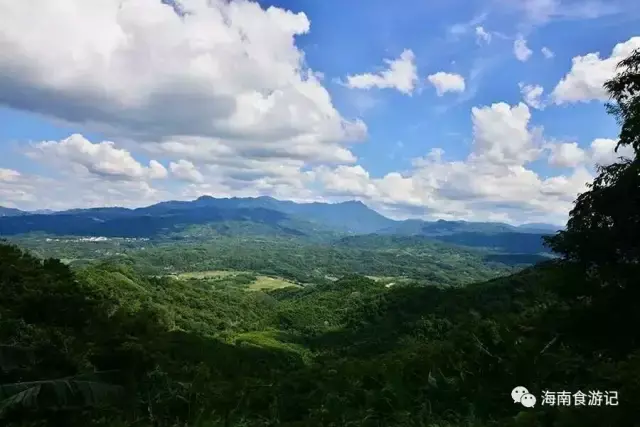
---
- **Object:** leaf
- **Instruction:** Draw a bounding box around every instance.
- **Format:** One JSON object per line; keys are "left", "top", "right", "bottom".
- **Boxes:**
{"left": 0, "top": 384, "right": 41, "bottom": 416}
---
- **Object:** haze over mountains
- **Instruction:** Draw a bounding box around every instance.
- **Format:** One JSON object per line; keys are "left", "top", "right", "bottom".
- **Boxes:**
{"left": 0, "top": 196, "right": 559, "bottom": 254}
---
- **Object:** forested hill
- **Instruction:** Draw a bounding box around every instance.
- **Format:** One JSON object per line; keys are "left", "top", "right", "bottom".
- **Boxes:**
{"left": 1, "top": 238, "right": 638, "bottom": 427}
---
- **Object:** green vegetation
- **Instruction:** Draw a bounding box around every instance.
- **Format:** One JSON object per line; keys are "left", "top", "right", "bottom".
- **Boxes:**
{"left": 1, "top": 49, "right": 639, "bottom": 427}
{"left": 7, "top": 233, "right": 524, "bottom": 286}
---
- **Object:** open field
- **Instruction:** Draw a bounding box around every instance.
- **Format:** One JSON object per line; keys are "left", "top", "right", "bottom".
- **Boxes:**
{"left": 175, "top": 269, "right": 300, "bottom": 291}
{"left": 247, "top": 275, "right": 300, "bottom": 291}
{"left": 176, "top": 270, "right": 241, "bottom": 279}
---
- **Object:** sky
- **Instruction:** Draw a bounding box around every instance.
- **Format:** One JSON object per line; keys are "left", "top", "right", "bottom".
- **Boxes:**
{"left": 0, "top": 0, "right": 639, "bottom": 225}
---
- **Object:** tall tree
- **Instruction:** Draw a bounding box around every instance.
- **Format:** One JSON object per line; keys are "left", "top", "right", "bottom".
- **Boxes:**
{"left": 544, "top": 49, "right": 640, "bottom": 355}
{"left": 545, "top": 49, "right": 640, "bottom": 288}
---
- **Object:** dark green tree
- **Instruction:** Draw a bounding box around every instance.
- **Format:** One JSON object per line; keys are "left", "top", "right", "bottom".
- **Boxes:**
{"left": 544, "top": 49, "right": 640, "bottom": 357}
{"left": 545, "top": 49, "right": 640, "bottom": 288}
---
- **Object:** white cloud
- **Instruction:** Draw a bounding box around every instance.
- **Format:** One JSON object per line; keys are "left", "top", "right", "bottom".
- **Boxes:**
{"left": 475, "top": 26, "right": 492, "bottom": 44}
{"left": 541, "top": 47, "right": 555, "bottom": 59}
{"left": 3, "top": 99, "right": 601, "bottom": 225}
{"left": 345, "top": 49, "right": 418, "bottom": 95}
{"left": 470, "top": 102, "right": 541, "bottom": 165}
{"left": 545, "top": 138, "right": 634, "bottom": 169}
{"left": 514, "top": 0, "right": 623, "bottom": 25}
{"left": 427, "top": 72, "right": 466, "bottom": 96}
{"left": 29, "top": 134, "right": 167, "bottom": 181}
{"left": 520, "top": 0, "right": 559, "bottom": 23}
{"left": 552, "top": 37, "right": 640, "bottom": 104}
{"left": 313, "top": 102, "right": 586, "bottom": 224}
{"left": 0, "top": 168, "right": 171, "bottom": 211}
{"left": 590, "top": 138, "right": 635, "bottom": 166}
{"left": 0, "top": 0, "right": 366, "bottom": 165}
{"left": 169, "top": 160, "right": 205, "bottom": 184}
{"left": 514, "top": 35, "right": 533, "bottom": 61}
{"left": 0, "top": 168, "right": 21, "bottom": 182}
{"left": 519, "top": 83, "right": 545, "bottom": 109}
{"left": 546, "top": 142, "right": 587, "bottom": 167}
{"left": 447, "top": 13, "right": 487, "bottom": 38}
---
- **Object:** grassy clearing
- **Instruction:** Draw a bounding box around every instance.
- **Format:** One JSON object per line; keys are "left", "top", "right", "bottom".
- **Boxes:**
{"left": 365, "top": 275, "right": 397, "bottom": 281}
{"left": 176, "top": 270, "right": 243, "bottom": 279}
{"left": 176, "top": 270, "right": 299, "bottom": 291}
{"left": 248, "top": 276, "right": 300, "bottom": 291}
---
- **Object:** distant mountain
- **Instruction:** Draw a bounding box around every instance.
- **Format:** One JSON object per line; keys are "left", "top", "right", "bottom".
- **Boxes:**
{"left": 0, "top": 205, "right": 319, "bottom": 239}
{"left": 30, "top": 209, "right": 56, "bottom": 215}
{"left": 516, "top": 223, "right": 563, "bottom": 233}
{"left": 0, "top": 197, "right": 557, "bottom": 254}
{"left": 379, "top": 219, "right": 518, "bottom": 236}
{"left": 375, "top": 219, "right": 554, "bottom": 254}
{"left": 432, "top": 231, "right": 551, "bottom": 254}
{"left": 0, "top": 206, "right": 25, "bottom": 217}
{"left": 141, "top": 196, "right": 395, "bottom": 234}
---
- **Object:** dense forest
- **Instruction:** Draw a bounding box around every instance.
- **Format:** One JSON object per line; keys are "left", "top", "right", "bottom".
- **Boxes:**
{"left": 1, "top": 50, "right": 639, "bottom": 427}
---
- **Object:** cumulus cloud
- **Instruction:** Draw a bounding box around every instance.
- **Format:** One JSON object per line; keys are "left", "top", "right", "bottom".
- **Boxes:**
{"left": 590, "top": 138, "right": 635, "bottom": 165}
{"left": 0, "top": 167, "right": 171, "bottom": 211}
{"left": 519, "top": 83, "right": 545, "bottom": 109}
{"left": 541, "top": 47, "right": 555, "bottom": 59}
{"left": 313, "top": 102, "right": 587, "bottom": 224}
{"left": 0, "top": 0, "right": 366, "bottom": 165}
{"left": 552, "top": 37, "right": 640, "bottom": 104}
{"left": 470, "top": 102, "right": 541, "bottom": 165}
{"left": 169, "top": 160, "right": 205, "bottom": 184}
{"left": 344, "top": 50, "right": 418, "bottom": 95}
{"left": 4, "top": 99, "right": 601, "bottom": 225}
{"left": 546, "top": 142, "right": 587, "bottom": 167}
{"left": 545, "top": 138, "right": 634, "bottom": 169}
{"left": 514, "top": 35, "right": 533, "bottom": 61}
{"left": 0, "top": 170, "right": 38, "bottom": 206}
{"left": 29, "top": 134, "right": 167, "bottom": 181}
{"left": 427, "top": 72, "right": 466, "bottom": 96}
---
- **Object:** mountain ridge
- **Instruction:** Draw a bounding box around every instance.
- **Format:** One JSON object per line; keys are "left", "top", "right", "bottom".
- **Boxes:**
{"left": 2, "top": 196, "right": 562, "bottom": 229}
{"left": 0, "top": 197, "right": 560, "bottom": 254}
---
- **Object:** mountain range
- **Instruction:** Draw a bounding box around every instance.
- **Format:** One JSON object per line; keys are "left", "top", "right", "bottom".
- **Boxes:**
{"left": 0, "top": 196, "right": 561, "bottom": 254}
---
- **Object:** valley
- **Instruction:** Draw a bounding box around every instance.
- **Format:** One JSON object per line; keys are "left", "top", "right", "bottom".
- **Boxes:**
{"left": 2, "top": 195, "right": 555, "bottom": 288}
{"left": 1, "top": 192, "right": 635, "bottom": 427}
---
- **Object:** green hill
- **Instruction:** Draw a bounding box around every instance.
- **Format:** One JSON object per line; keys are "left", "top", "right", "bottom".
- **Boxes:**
{"left": 1, "top": 240, "right": 638, "bottom": 427}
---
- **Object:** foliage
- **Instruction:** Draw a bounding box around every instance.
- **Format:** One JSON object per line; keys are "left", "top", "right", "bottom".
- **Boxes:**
{"left": 2, "top": 238, "right": 640, "bottom": 426}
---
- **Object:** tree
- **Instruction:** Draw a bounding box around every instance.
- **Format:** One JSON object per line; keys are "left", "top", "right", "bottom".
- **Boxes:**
{"left": 543, "top": 49, "right": 640, "bottom": 356}
{"left": 545, "top": 49, "right": 640, "bottom": 289}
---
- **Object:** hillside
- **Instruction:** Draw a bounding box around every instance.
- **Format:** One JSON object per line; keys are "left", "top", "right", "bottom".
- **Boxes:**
{"left": 0, "top": 241, "right": 637, "bottom": 427}
{"left": 0, "top": 206, "right": 24, "bottom": 216}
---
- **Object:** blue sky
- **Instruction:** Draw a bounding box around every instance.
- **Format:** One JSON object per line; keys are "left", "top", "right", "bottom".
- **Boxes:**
{"left": 0, "top": 0, "right": 638, "bottom": 224}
